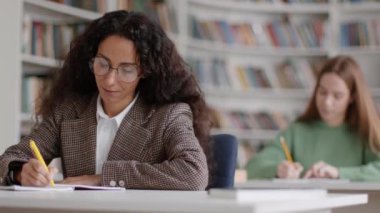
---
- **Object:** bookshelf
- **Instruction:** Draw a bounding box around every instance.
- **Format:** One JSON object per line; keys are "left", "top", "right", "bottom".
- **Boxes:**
{"left": 20, "top": 0, "right": 100, "bottom": 138}
{"left": 187, "top": 0, "right": 329, "bottom": 141}
{"left": 0, "top": 0, "right": 180, "bottom": 153}
{"left": 185, "top": 0, "right": 380, "bottom": 168}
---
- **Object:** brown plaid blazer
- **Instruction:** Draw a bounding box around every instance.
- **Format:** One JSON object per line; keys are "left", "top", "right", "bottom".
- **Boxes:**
{"left": 0, "top": 95, "right": 208, "bottom": 190}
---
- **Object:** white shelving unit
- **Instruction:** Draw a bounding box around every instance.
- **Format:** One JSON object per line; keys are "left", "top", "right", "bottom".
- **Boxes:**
{"left": 23, "top": 0, "right": 101, "bottom": 20}
{"left": 185, "top": 0, "right": 380, "bottom": 144}
{"left": 19, "top": 0, "right": 101, "bottom": 138}
{"left": 0, "top": 0, "right": 182, "bottom": 153}
{"left": 186, "top": 0, "right": 330, "bottom": 143}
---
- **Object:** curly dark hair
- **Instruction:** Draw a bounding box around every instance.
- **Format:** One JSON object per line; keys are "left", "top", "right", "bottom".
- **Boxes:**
{"left": 38, "top": 10, "right": 212, "bottom": 166}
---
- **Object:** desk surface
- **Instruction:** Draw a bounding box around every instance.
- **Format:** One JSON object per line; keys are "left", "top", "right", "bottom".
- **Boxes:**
{"left": 236, "top": 180, "right": 380, "bottom": 191}
{"left": 0, "top": 190, "right": 367, "bottom": 213}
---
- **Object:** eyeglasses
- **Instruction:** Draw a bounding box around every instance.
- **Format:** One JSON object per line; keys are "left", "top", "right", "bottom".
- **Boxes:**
{"left": 89, "top": 57, "right": 140, "bottom": 83}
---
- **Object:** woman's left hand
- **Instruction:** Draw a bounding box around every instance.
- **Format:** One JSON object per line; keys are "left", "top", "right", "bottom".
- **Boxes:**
{"left": 62, "top": 175, "right": 101, "bottom": 186}
{"left": 303, "top": 161, "right": 339, "bottom": 179}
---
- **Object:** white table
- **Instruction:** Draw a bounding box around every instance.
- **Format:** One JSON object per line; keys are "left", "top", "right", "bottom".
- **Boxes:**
{"left": 236, "top": 180, "right": 378, "bottom": 213}
{"left": 0, "top": 189, "right": 367, "bottom": 213}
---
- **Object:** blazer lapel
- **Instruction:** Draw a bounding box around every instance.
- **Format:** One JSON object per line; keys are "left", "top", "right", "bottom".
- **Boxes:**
{"left": 61, "top": 96, "right": 97, "bottom": 177}
{"left": 108, "top": 96, "right": 154, "bottom": 161}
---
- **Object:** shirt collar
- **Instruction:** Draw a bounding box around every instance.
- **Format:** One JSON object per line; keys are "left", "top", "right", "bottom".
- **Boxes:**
{"left": 96, "top": 93, "right": 139, "bottom": 127}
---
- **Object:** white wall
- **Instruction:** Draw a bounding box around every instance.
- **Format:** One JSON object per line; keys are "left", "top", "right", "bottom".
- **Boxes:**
{"left": 0, "top": 0, "right": 22, "bottom": 153}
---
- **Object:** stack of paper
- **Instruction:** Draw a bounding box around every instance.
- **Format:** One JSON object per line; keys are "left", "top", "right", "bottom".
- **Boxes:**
{"left": 208, "top": 188, "right": 327, "bottom": 202}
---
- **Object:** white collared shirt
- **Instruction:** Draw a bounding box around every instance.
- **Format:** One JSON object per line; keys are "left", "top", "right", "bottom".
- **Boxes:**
{"left": 95, "top": 94, "right": 138, "bottom": 174}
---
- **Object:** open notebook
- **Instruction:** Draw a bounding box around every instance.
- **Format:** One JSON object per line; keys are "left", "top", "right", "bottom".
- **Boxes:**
{"left": 0, "top": 184, "right": 125, "bottom": 191}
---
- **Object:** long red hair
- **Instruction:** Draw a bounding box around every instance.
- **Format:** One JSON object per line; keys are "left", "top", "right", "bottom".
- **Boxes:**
{"left": 297, "top": 55, "right": 380, "bottom": 153}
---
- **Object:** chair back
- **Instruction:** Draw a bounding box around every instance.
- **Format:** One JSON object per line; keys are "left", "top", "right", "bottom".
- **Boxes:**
{"left": 208, "top": 134, "right": 238, "bottom": 189}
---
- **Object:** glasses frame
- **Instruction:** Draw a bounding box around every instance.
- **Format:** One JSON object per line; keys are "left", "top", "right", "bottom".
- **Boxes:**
{"left": 89, "top": 56, "right": 141, "bottom": 83}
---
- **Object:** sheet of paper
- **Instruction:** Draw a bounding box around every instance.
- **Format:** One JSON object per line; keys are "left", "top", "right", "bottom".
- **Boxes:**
{"left": 0, "top": 184, "right": 125, "bottom": 191}
{"left": 0, "top": 185, "right": 73, "bottom": 191}
{"left": 56, "top": 184, "right": 125, "bottom": 191}
{"left": 272, "top": 178, "right": 350, "bottom": 184}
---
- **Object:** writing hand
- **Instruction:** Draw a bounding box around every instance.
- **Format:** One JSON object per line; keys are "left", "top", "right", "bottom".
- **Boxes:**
{"left": 62, "top": 175, "right": 101, "bottom": 186}
{"left": 276, "top": 160, "right": 303, "bottom": 179}
{"left": 18, "top": 159, "right": 57, "bottom": 186}
{"left": 303, "top": 161, "right": 339, "bottom": 179}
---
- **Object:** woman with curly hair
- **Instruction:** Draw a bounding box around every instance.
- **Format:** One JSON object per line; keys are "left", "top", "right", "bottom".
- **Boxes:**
{"left": 0, "top": 10, "right": 211, "bottom": 190}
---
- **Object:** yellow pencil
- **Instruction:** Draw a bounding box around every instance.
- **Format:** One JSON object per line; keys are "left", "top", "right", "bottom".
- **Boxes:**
{"left": 280, "top": 136, "right": 293, "bottom": 163}
{"left": 29, "top": 140, "right": 55, "bottom": 187}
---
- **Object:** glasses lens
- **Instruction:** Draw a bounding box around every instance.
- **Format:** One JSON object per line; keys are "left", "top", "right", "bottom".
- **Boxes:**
{"left": 93, "top": 57, "right": 109, "bottom": 75}
{"left": 118, "top": 65, "right": 138, "bottom": 82}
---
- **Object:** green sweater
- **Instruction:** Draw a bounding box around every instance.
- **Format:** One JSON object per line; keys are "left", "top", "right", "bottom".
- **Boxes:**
{"left": 246, "top": 120, "right": 380, "bottom": 181}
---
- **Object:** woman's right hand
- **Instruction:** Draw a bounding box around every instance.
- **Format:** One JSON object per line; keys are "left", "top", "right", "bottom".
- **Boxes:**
{"left": 17, "top": 159, "right": 57, "bottom": 186}
{"left": 276, "top": 160, "right": 303, "bottom": 179}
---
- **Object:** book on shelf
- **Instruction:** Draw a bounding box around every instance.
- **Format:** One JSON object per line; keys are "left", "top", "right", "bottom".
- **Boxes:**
{"left": 208, "top": 188, "right": 327, "bottom": 202}
{"left": 250, "top": 0, "right": 328, "bottom": 3}
{"left": 210, "top": 109, "right": 298, "bottom": 131}
{"left": 22, "top": 15, "right": 88, "bottom": 59}
{"left": 341, "top": 0, "right": 380, "bottom": 3}
{"left": 22, "top": 75, "right": 53, "bottom": 114}
{"left": 340, "top": 19, "right": 380, "bottom": 47}
{"left": 50, "top": 0, "right": 178, "bottom": 33}
{"left": 190, "top": 16, "right": 328, "bottom": 48}
{"left": 189, "top": 56, "right": 321, "bottom": 91}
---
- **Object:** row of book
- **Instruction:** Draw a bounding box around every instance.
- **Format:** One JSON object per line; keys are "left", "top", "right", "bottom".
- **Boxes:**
{"left": 249, "top": 0, "right": 328, "bottom": 3}
{"left": 50, "top": 0, "right": 178, "bottom": 33}
{"left": 211, "top": 109, "right": 299, "bottom": 130}
{"left": 340, "top": 19, "right": 380, "bottom": 47}
{"left": 187, "top": 57, "right": 322, "bottom": 90}
{"left": 341, "top": 0, "right": 380, "bottom": 3}
{"left": 191, "top": 17, "right": 328, "bottom": 48}
{"left": 21, "top": 75, "right": 52, "bottom": 114}
{"left": 239, "top": 0, "right": 374, "bottom": 3}
{"left": 22, "top": 16, "right": 87, "bottom": 59}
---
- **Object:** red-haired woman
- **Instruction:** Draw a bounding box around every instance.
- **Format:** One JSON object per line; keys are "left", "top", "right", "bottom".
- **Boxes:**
{"left": 247, "top": 55, "right": 380, "bottom": 181}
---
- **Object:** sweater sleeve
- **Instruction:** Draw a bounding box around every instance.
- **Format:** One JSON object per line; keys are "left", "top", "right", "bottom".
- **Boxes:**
{"left": 339, "top": 147, "right": 380, "bottom": 181}
{"left": 246, "top": 127, "right": 294, "bottom": 179}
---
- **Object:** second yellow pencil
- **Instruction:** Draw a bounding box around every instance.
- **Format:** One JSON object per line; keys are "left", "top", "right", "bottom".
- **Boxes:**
{"left": 280, "top": 136, "right": 293, "bottom": 163}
